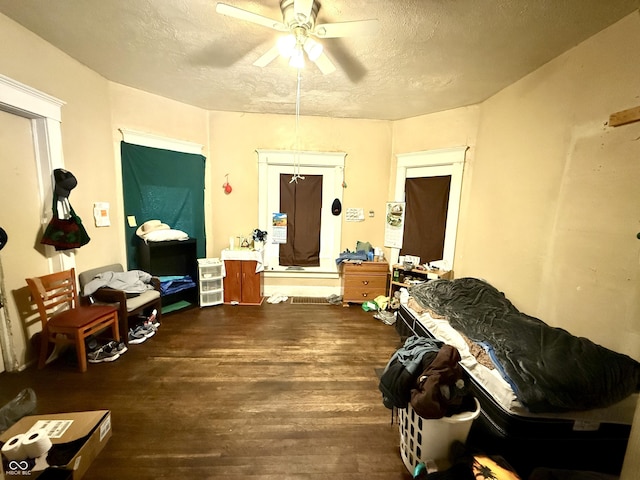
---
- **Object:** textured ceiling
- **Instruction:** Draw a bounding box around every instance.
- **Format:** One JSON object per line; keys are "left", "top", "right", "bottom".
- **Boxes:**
{"left": 0, "top": 0, "right": 637, "bottom": 120}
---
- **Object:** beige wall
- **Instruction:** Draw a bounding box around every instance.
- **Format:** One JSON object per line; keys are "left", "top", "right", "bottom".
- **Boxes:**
{"left": 107, "top": 82, "right": 210, "bottom": 259}
{"left": 456, "top": 13, "right": 640, "bottom": 360}
{"left": 208, "top": 111, "right": 392, "bottom": 258}
{"left": 0, "top": 12, "right": 119, "bottom": 368}
{"left": 391, "top": 105, "right": 481, "bottom": 270}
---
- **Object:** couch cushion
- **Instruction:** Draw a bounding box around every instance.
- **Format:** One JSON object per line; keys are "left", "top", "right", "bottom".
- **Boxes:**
{"left": 127, "top": 290, "right": 161, "bottom": 312}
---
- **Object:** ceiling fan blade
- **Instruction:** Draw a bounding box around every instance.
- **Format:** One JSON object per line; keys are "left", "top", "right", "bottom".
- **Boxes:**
{"left": 313, "top": 19, "right": 379, "bottom": 38}
{"left": 313, "top": 51, "right": 336, "bottom": 75}
{"left": 253, "top": 44, "right": 281, "bottom": 67}
{"left": 293, "top": 0, "right": 314, "bottom": 22}
{"left": 216, "top": 3, "right": 287, "bottom": 31}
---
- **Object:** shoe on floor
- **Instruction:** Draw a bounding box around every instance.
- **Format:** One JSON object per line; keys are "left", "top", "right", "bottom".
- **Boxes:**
{"left": 87, "top": 344, "right": 120, "bottom": 363}
{"left": 106, "top": 340, "right": 128, "bottom": 355}
{"left": 326, "top": 294, "right": 343, "bottom": 305}
{"left": 267, "top": 293, "right": 288, "bottom": 304}
{"left": 128, "top": 327, "right": 148, "bottom": 345}
{"left": 373, "top": 310, "right": 397, "bottom": 325}
{"left": 139, "top": 323, "right": 156, "bottom": 338}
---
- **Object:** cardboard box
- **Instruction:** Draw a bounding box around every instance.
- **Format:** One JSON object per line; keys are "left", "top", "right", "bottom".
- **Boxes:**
{"left": 0, "top": 410, "right": 111, "bottom": 479}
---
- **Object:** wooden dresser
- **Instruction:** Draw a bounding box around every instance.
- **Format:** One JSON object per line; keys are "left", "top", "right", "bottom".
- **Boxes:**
{"left": 341, "top": 261, "right": 389, "bottom": 306}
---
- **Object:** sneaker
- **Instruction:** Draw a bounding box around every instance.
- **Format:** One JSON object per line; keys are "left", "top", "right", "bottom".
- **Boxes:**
{"left": 373, "top": 310, "right": 397, "bottom": 326}
{"left": 144, "top": 319, "right": 158, "bottom": 332}
{"left": 128, "top": 327, "right": 147, "bottom": 345}
{"left": 326, "top": 294, "right": 343, "bottom": 305}
{"left": 87, "top": 344, "right": 120, "bottom": 363}
{"left": 139, "top": 323, "right": 156, "bottom": 338}
{"left": 106, "top": 340, "right": 128, "bottom": 355}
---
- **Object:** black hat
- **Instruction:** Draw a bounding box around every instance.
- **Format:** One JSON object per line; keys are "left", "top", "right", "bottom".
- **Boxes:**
{"left": 54, "top": 169, "right": 77, "bottom": 198}
{"left": 331, "top": 198, "right": 342, "bottom": 216}
{"left": 0, "top": 227, "right": 7, "bottom": 251}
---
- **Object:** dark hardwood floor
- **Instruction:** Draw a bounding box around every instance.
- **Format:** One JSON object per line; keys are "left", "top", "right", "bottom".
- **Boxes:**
{"left": 1, "top": 301, "right": 412, "bottom": 479}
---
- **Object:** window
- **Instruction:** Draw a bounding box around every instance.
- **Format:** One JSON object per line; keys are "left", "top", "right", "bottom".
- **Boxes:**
{"left": 400, "top": 175, "right": 452, "bottom": 264}
{"left": 279, "top": 173, "right": 322, "bottom": 266}
{"left": 119, "top": 131, "right": 206, "bottom": 269}
{"left": 393, "top": 147, "right": 467, "bottom": 268}
{"left": 257, "top": 150, "right": 345, "bottom": 277}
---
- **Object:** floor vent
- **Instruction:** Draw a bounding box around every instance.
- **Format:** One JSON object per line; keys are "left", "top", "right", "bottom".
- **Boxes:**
{"left": 290, "top": 297, "right": 329, "bottom": 305}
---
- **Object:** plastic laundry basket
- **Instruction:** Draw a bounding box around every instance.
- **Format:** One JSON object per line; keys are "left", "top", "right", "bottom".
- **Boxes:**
{"left": 398, "top": 397, "right": 481, "bottom": 473}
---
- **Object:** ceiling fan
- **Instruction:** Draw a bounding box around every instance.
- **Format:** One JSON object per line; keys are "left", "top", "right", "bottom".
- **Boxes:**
{"left": 215, "top": 0, "right": 379, "bottom": 74}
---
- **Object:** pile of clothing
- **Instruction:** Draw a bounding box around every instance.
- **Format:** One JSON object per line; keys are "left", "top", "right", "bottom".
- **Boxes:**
{"left": 379, "top": 336, "right": 474, "bottom": 419}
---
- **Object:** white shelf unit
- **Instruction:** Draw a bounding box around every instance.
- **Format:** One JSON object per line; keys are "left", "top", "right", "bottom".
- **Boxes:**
{"left": 197, "top": 258, "right": 224, "bottom": 307}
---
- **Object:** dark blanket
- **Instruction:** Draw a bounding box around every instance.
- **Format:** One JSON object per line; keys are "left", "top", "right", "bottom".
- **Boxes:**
{"left": 410, "top": 277, "right": 640, "bottom": 413}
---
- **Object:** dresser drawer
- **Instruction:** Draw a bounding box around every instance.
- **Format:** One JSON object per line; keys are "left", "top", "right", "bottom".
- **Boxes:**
{"left": 341, "top": 261, "right": 389, "bottom": 304}
{"left": 343, "top": 285, "right": 388, "bottom": 302}
{"left": 343, "top": 276, "right": 387, "bottom": 289}
{"left": 341, "top": 261, "right": 389, "bottom": 276}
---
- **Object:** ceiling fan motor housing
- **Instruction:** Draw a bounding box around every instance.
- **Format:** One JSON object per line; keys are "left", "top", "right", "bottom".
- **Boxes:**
{"left": 280, "top": 0, "right": 319, "bottom": 29}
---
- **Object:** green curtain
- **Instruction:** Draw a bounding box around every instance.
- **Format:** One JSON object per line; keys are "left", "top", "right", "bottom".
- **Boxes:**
{"left": 121, "top": 142, "right": 206, "bottom": 269}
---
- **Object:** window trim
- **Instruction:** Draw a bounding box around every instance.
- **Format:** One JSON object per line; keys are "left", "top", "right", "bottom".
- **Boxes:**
{"left": 257, "top": 149, "right": 346, "bottom": 278}
{"left": 393, "top": 146, "right": 468, "bottom": 268}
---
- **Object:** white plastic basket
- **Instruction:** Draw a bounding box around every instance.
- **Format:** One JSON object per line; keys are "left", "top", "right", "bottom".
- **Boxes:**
{"left": 398, "top": 397, "right": 480, "bottom": 473}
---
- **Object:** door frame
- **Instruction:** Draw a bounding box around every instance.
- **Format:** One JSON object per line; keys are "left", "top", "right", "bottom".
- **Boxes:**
{"left": 0, "top": 74, "right": 69, "bottom": 272}
{"left": 392, "top": 146, "right": 468, "bottom": 268}
{"left": 0, "top": 74, "right": 66, "bottom": 372}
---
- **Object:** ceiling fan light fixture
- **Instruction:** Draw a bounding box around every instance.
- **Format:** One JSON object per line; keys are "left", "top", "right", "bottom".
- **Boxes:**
{"left": 289, "top": 45, "right": 305, "bottom": 68}
{"left": 303, "top": 37, "right": 323, "bottom": 61}
{"left": 277, "top": 34, "right": 296, "bottom": 57}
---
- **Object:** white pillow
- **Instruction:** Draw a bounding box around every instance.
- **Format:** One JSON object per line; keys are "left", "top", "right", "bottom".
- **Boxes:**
{"left": 144, "top": 229, "right": 189, "bottom": 242}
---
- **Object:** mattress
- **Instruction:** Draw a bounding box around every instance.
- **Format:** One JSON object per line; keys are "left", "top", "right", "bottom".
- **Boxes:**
{"left": 396, "top": 303, "right": 636, "bottom": 476}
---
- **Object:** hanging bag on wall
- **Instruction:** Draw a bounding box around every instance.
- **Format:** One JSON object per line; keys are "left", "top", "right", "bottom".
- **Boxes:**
{"left": 40, "top": 196, "right": 90, "bottom": 251}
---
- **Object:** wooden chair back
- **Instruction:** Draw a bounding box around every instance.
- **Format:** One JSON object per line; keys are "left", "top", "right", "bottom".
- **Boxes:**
{"left": 27, "top": 268, "right": 79, "bottom": 329}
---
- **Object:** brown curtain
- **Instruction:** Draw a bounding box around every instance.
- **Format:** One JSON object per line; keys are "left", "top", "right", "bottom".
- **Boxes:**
{"left": 279, "top": 174, "right": 322, "bottom": 266}
{"left": 400, "top": 176, "right": 451, "bottom": 264}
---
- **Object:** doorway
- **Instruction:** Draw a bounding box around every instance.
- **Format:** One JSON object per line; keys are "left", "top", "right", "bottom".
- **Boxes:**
{"left": 0, "top": 73, "right": 66, "bottom": 372}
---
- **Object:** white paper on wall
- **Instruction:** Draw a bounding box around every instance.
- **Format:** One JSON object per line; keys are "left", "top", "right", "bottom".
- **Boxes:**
{"left": 345, "top": 208, "right": 364, "bottom": 222}
{"left": 94, "top": 202, "right": 110, "bottom": 227}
